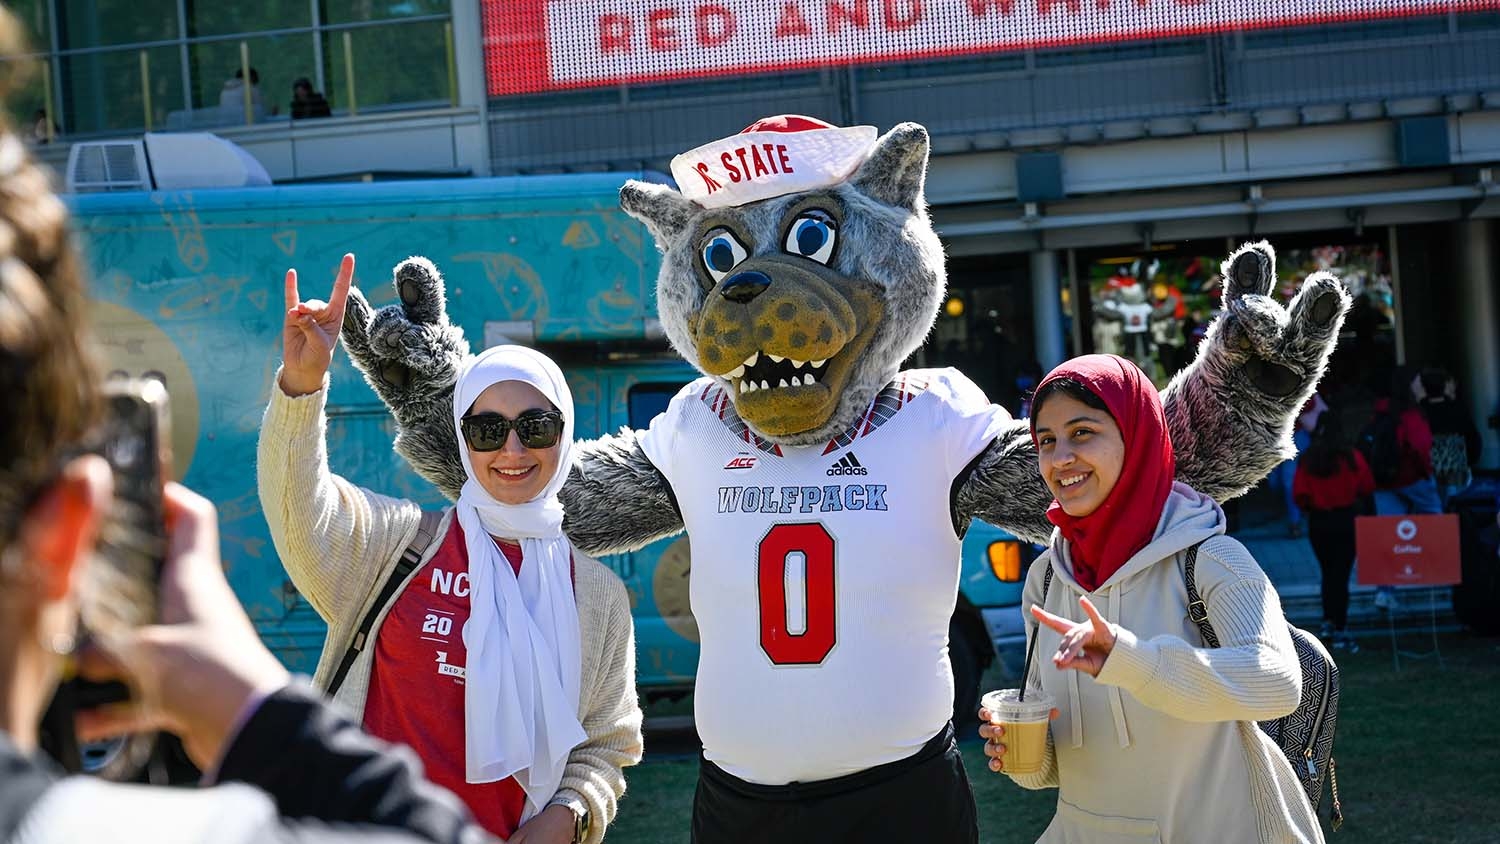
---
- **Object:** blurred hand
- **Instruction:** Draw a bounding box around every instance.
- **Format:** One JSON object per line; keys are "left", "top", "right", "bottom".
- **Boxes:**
{"left": 75, "top": 483, "right": 290, "bottom": 769}
{"left": 977, "top": 706, "right": 1058, "bottom": 774}
{"left": 280, "top": 253, "right": 355, "bottom": 397}
{"left": 507, "top": 805, "right": 575, "bottom": 844}
{"left": 1031, "top": 596, "right": 1120, "bottom": 678}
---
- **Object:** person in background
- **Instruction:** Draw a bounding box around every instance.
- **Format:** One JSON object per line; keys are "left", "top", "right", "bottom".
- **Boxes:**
{"left": 1367, "top": 365, "right": 1442, "bottom": 612}
{"left": 0, "top": 51, "right": 484, "bottom": 837}
{"left": 260, "top": 256, "right": 642, "bottom": 843}
{"left": 1293, "top": 412, "right": 1373, "bottom": 652}
{"left": 1415, "top": 367, "right": 1480, "bottom": 509}
{"left": 978, "top": 354, "right": 1319, "bottom": 843}
{"left": 292, "top": 77, "right": 332, "bottom": 119}
{"left": 219, "top": 67, "right": 267, "bottom": 123}
{"left": 28, "top": 108, "right": 56, "bottom": 143}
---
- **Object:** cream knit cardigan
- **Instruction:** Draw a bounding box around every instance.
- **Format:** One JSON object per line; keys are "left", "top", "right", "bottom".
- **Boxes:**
{"left": 257, "top": 377, "right": 643, "bottom": 843}
{"left": 1005, "top": 484, "right": 1324, "bottom": 844}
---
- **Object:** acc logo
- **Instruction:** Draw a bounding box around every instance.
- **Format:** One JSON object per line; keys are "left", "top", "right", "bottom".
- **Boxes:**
{"left": 724, "top": 453, "right": 758, "bottom": 470}
{"left": 1396, "top": 519, "right": 1418, "bottom": 541}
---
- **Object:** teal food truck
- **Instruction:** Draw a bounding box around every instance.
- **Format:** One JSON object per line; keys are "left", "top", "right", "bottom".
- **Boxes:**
{"left": 69, "top": 170, "right": 1034, "bottom": 724}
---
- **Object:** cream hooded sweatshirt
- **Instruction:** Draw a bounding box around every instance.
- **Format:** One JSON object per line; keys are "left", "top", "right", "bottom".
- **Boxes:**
{"left": 1008, "top": 482, "right": 1324, "bottom": 844}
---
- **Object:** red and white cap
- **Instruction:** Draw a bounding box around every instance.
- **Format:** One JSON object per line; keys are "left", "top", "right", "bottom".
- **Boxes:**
{"left": 670, "top": 115, "right": 877, "bottom": 210}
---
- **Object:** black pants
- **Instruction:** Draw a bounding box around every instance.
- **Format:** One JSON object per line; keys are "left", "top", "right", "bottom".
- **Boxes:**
{"left": 1308, "top": 506, "right": 1357, "bottom": 629}
{"left": 691, "top": 722, "right": 978, "bottom": 844}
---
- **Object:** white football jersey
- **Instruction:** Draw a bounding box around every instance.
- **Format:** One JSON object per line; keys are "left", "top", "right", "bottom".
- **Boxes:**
{"left": 639, "top": 368, "right": 1012, "bottom": 784}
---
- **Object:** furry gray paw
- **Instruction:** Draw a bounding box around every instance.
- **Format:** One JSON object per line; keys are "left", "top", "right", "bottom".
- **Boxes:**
{"left": 1224, "top": 242, "right": 1275, "bottom": 300}
{"left": 340, "top": 257, "right": 468, "bottom": 398}
{"left": 395, "top": 257, "right": 447, "bottom": 326}
{"left": 338, "top": 256, "right": 472, "bottom": 500}
{"left": 1208, "top": 241, "right": 1350, "bottom": 398}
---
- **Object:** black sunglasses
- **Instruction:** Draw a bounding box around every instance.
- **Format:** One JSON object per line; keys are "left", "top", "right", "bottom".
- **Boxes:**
{"left": 460, "top": 409, "right": 565, "bottom": 451}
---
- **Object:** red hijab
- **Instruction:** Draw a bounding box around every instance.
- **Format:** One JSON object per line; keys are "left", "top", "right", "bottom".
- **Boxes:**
{"left": 1031, "top": 355, "right": 1176, "bottom": 591}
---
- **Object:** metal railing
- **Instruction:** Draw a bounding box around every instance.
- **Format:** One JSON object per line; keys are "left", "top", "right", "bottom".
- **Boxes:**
{"left": 6, "top": 12, "right": 457, "bottom": 141}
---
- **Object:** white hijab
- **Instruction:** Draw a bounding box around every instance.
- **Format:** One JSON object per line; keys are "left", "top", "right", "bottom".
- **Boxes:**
{"left": 453, "top": 345, "right": 585, "bottom": 820}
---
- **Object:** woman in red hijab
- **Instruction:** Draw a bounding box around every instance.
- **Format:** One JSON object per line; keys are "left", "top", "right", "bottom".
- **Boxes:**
{"left": 977, "top": 355, "right": 1321, "bottom": 844}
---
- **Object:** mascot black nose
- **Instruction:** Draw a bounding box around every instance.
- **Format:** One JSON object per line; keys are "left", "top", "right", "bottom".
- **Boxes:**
{"left": 720, "top": 270, "right": 771, "bottom": 303}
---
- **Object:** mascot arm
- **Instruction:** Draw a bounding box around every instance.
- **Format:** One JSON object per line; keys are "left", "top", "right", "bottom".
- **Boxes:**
{"left": 1162, "top": 241, "right": 1349, "bottom": 501}
{"left": 341, "top": 257, "right": 470, "bottom": 501}
{"left": 954, "top": 422, "right": 1059, "bottom": 546}
{"left": 954, "top": 241, "right": 1349, "bottom": 539}
{"left": 561, "top": 429, "right": 685, "bottom": 556}
{"left": 342, "top": 256, "right": 686, "bottom": 554}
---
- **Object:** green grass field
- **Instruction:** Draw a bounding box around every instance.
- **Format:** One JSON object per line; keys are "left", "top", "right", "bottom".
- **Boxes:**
{"left": 607, "top": 633, "right": 1500, "bottom": 843}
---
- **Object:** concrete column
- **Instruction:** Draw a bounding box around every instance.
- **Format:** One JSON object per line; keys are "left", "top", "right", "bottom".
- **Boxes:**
{"left": 451, "top": 0, "right": 492, "bottom": 176}
{"left": 1459, "top": 219, "right": 1498, "bottom": 468}
{"left": 1030, "top": 249, "right": 1066, "bottom": 372}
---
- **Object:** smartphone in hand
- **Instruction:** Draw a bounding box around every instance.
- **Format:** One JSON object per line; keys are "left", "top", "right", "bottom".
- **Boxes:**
{"left": 40, "top": 376, "right": 173, "bottom": 780}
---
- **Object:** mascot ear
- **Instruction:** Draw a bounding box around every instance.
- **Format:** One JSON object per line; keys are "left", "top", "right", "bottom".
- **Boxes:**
{"left": 850, "top": 122, "right": 929, "bottom": 213}
{"left": 621, "top": 180, "right": 698, "bottom": 246}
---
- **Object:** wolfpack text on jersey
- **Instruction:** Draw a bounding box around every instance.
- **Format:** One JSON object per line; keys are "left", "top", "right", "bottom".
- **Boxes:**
{"left": 639, "top": 369, "right": 1011, "bottom": 785}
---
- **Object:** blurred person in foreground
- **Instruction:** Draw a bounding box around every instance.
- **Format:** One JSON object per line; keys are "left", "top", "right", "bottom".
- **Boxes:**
{"left": 0, "top": 22, "right": 487, "bottom": 838}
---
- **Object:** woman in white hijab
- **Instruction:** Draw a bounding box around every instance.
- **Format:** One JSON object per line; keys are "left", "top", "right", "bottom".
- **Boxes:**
{"left": 259, "top": 255, "right": 643, "bottom": 844}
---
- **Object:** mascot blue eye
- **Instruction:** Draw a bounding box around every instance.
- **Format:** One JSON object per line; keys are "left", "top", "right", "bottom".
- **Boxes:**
{"left": 783, "top": 212, "right": 837, "bottom": 265}
{"left": 700, "top": 229, "right": 748, "bottom": 283}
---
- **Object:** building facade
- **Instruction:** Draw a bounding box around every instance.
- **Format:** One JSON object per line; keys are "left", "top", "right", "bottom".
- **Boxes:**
{"left": 13, "top": 0, "right": 1500, "bottom": 461}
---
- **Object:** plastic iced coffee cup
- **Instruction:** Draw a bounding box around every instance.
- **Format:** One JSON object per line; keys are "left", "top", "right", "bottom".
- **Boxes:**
{"left": 982, "top": 688, "right": 1053, "bottom": 775}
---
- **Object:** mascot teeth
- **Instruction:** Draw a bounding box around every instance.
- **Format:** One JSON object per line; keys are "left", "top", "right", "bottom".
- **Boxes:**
{"left": 733, "top": 354, "right": 832, "bottom": 392}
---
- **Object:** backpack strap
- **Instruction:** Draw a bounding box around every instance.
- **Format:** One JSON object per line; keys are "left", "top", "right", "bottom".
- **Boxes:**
{"left": 1183, "top": 540, "right": 1220, "bottom": 648}
{"left": 327, "top": 509, "right": 444, "bottom": 697}
{"left": 1020, "top": 563, "right": 1055, "bottom": 691}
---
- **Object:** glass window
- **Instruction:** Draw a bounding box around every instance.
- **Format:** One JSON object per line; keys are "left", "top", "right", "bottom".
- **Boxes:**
{"left": 628, "top": 382, "right": 685, "bottom": 429}
{"left": 5, "top": 56, "right": 57, "bottom": 142}
{"left": 56, "top": 0, "right": 176, "bottom": 50}
{"left": 57, "top": 44, "right": 182, "bottom": 135}
{"left": 321, "top": 0, "right": 449, "bottom": 25}
{"left": 491, "top": 87, "right": 621, "bottom": 110}
{"left": 859, "top": 54, "right": 1026, "bottom": 83}
{"left": 626, "top": 71, "right": 823, "bottom": 101}
{"left": 1034, "top": 38, "right": 1203, "bottom": 69}
{"left": 323, "top": 20, "right": 451, "bottom": 111}
{"left": 185, "top": 0, "right": 310, "bottom": 38}
{"left": 1242, "top": 16, "right": 1448, "bottom": 49}
{"left": 1456, "top": 11, "right": 1500, "bottom": 32}
{"left": 8, "top": 0, "right": 52, "bottom": 50}
{"left": 188, "top": 33, "right": 316, "bottom": 120}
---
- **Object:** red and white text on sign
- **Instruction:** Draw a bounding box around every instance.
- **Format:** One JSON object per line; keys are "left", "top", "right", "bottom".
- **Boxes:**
{"left": 1354, "top": 514, "right": 1462, "bottom": 587}
{"left": 481, "top": 0, "right": 1497, "bottom": 96}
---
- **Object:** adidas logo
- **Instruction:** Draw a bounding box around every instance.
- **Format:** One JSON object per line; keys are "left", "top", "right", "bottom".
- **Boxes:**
{"left": 826, "top": 452, "right": 869, "bottom": 476}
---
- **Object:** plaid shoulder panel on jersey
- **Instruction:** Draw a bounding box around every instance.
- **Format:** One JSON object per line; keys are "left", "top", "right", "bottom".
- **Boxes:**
{"left": 698, "top": 382, "right": 784, "bottom": 456}
{"left": 821, "top": 373, "right": 931, "bottom": 455}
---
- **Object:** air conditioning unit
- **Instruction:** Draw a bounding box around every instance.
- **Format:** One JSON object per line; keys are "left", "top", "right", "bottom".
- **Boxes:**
{"left": 65, "top": 140, "right": 152, "bottom": 193}
{"left": 62, "top": 133, "right": 272, "bottom": 193}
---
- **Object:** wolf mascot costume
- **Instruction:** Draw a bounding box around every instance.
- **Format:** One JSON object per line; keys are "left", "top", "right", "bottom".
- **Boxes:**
{"left": 339, "top": 116, "right": 1348, "bottom": 842}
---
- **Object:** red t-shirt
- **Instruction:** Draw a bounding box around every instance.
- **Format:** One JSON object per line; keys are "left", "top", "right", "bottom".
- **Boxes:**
{"left": 1293, "top": 451, "right": 1375, "bottom": 512}
{"left": 362, "top": 521, "right": 527, "bottom": 837}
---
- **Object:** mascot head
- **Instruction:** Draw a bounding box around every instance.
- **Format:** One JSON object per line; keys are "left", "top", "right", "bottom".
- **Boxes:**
{"left": 620, "top": 116, "right": 944, "bottom": 446}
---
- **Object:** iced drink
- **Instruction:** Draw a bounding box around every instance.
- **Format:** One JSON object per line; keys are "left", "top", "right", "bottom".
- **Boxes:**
{"left": 982, "top": 688, "right": 1053, "bottom": 775}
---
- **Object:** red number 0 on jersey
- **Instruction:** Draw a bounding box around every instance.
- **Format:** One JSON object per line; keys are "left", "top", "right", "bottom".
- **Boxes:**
{"left": 757, "top": 523, "right": 836, "bottom": 665}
